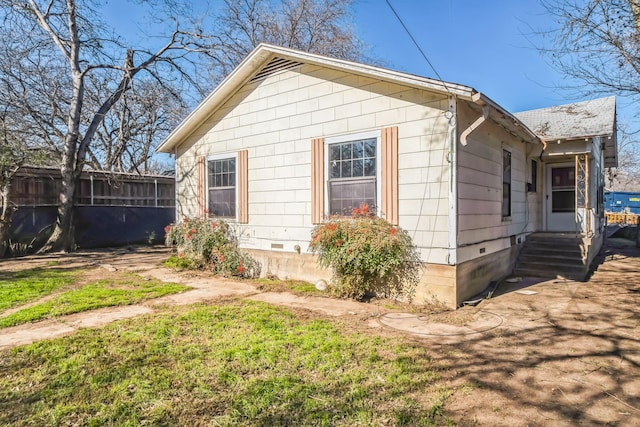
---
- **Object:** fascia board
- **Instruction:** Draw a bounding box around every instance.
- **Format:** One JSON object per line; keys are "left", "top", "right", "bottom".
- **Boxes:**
{"left": 158, "top": 44, "right": 478, "bottom": 153}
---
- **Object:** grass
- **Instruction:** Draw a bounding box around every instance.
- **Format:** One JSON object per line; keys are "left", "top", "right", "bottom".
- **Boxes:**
{"left": 0, "top": 301, "right": 452, "bottom": 426}
{"left": 163, "top": 254, "right": 197, "bottom": 270}
{"left": 0, "top": 268, "right": 77, "bottom": 312}
{"left": 253, "top": 277, "right": 323, "bottom": 295}
{"left": 0, "top": 274, "right": 189, "bottom": 328}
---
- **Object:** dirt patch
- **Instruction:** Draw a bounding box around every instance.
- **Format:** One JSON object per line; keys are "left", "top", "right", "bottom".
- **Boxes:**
{"left": 247, "top": 292, "right": 378, "bottom": 317}
{"left": 0, "top": 245, "right": 172, "bottom": 274}
{"left": 1, "top": 240, "right": 640, "bottom": 425}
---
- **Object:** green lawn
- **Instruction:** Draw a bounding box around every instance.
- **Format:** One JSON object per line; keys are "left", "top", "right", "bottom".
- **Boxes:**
{"left": 253, "top": 277, "right": 323, "bottom": 295}
{"left": 0, "top": 301, "right": 453, "bottom": 426}
{"left": 0, "top": 268, "right": 77, "bottom": 312}
{"left": 0, "top": 272, "right": 189, "bottom": 328}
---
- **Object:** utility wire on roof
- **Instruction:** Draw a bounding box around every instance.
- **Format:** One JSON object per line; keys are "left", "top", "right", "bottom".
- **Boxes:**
{"left": 385, "top": 0, "right": 452, "bottom": 95}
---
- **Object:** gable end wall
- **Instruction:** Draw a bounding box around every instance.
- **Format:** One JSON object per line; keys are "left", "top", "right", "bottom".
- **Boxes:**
{"left": 176, "top": 64, "right": 452, "bottom": 266}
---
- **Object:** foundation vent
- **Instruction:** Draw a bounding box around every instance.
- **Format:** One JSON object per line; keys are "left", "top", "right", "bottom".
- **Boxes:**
{"left": 250, "top": 57, "right": 302, "bottom": 82}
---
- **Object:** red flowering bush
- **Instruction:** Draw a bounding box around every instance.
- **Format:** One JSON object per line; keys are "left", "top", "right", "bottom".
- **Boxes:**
{"left": 164, "top": 218, "right": 259, "bottom": 278}
{"left": 309, "top": 206, "right": 422, "bottom": 300}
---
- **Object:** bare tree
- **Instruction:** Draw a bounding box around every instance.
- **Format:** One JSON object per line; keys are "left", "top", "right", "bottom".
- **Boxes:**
{"left": 0, "top": 0, "right": 368, "bottom": 252}
{"left": 0, "top": 110, "right": 48, "bottom": 257}
{"left": 0, "top": 0, "right": 212, "bottom": 252}
{"left": 607, "top": 126, "right": 640, "bottom": 190}
{"left": 0, "top": 27, "right": 55, "bottom": 256}
{"left": 539, "top": 0, "right": 640, "bottom": 191}
{"left": 85, "top": 77, "right": 187, "bottom": 174}
{"left": 540, "top": 0, "right": 640, "bottom": 99}
{"left": 209, "top": 0, "right": 367, "bottom": 79}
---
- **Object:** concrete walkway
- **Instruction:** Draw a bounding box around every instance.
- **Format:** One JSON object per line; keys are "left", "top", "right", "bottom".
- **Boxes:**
{"left": 1, "top": 238, "right": 638, "bottom": 352}
{"left": 0, "top": 253, "right": 375, "bottom": 350}
{"left": 2, "top": 239, "right": 638, "bottom": 426}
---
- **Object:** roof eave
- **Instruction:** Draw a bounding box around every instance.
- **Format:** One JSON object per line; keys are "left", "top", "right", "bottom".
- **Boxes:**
{"left": 157, "top": 47, "right": 274, "bottom": 153}
{"left": 471, "top": 92, "right": 540, "bottom": 144}
{"left": 157, "top": 44, "right": 478, "bottom": 153}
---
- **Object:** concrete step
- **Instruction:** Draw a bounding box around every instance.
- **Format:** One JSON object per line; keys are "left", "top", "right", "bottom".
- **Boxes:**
{"left": 514, "top": 260, "right": 587, "bottom": 276}
{"left": 515, "top": 233, "right": 590, "bottom": 281}
{"left": 522, "top": 240, "right": 584, "bottom": 252}
{"left": 517, "top": 253, "right": 584, "bottom": 264}
{"left": 515, "top": 262, "right": 586, "bottom": 275}
{"left": 513, "top": 267, "right": 586, "bottom": 281}
{"left": 521, "top": 246, "right": 583, "bottom": 257}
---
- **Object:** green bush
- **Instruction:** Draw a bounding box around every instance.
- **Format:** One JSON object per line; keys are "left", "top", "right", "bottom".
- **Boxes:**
{"left": 164, "top": 218, "right": 259, "bottom": 278}
{"left": 308, "top": 205, "right": 422, "bottom": 301}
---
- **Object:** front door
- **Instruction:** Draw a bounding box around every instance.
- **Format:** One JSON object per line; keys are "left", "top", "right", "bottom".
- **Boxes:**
{"left": 546, "top": 163, "right": 578, "bottom": 232}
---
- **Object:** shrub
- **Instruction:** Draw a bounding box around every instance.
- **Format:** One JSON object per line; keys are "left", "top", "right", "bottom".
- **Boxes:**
{"left": 309, "top": 205, "right": 422, "bottom": 301}
{"left": 164, "top": 218, "right": 259, "bottom": 278}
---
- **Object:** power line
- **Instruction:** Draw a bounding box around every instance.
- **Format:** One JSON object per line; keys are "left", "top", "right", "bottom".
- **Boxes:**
{"left": 384, "top": 0, "right": 452, "bottom": 94}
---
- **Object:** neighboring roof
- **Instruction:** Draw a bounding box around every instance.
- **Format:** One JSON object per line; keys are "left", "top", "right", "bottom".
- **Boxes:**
{"left": 514, "top": 96, "right": 617, "bottom": 167}
{"left": 514, "top": 96, "right": 617, "bottom": 141}
{"left": 157, "top": 44, "right": 539, "bottom": 153}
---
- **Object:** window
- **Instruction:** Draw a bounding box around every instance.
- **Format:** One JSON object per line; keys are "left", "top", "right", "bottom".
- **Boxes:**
{"left": 207, "top": 156, "right": 236, "bottom": 217}
{"left": 502, "top": 149, "right": 511, "bottom": 217}
{"left": 551, "top": 166, "right": 575, "bottom": 213}
{"left": 311, "top": 127, "right": 397, "bottom": 225}
{"left": 530, "top": 159, "right": 537, "bottom": 192}
{"left": 328, "top": 138, "right": 377, "bottom": 215}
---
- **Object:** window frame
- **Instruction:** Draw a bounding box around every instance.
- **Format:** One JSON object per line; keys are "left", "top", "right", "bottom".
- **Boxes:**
{"left": 206, "top": 152, "right": 238, "bottom": 220}
{"left": 502, "top": 148, "right": 512, "bottom": 218}
{"left": 324, "top": 130, "right": 381, "bottom": 217}
{"left": 529, "top": 159, "right": 537, "bottom": 193}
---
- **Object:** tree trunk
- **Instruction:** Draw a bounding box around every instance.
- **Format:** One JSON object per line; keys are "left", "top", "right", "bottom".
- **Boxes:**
{"left": 38, "top": 166, "right": 78, "bottom": 253}
{"left": 0, "top": 182, "right": 14, "bottom": 258}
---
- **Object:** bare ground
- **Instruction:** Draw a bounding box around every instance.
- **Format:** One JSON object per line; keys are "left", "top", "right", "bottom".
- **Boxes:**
{"left": 1, "top": 239, "right": 639, "bottom": 426}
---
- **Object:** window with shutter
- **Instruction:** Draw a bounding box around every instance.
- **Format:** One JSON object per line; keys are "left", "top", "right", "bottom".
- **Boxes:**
{"left": 202, "top": 150, "right": 248, "bottom": 222}
{"left": 312, "top": 127, "right": 398, "bottom": 224}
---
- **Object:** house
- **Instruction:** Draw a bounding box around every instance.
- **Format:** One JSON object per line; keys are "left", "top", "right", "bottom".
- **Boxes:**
{"left": 158, "top": 44, "right": 617, "bottom": 308}
{"left": 512, "top": 97, "right": 616, "bottom": 280}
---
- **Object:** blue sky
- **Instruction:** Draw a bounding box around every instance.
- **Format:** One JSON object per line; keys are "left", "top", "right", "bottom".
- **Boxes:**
{"left": 353, "top": 0, "right": 576, "bottom": 113}
{"left": 102, "top": 0, "right": 632, "bottom": 125}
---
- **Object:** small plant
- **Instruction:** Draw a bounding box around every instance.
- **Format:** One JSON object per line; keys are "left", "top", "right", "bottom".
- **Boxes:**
{"left": 7, "top": 238, "right": 37, "bottom": 257}
{"left": 164, "top": 217, "right": 259, "bottom": 278}
{"left": 308, "top": 204, "right": 422, "bottom": 301}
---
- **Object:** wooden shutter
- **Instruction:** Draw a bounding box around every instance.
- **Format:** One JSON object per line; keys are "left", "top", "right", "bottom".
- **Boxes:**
{"left": 311, "top": 138, "right": 325, "bottom": 224}
{"left": 196, "top": 155, "right": 206, "bottom": 218}
{"left": 238, "top": 150, "right": 249, "bottom": 224}
{"left": 381, "top": 126, "right": 399, "bottom": 225}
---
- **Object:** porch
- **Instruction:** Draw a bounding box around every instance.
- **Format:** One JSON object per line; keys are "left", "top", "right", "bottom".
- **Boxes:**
{"left": 514, "top": 232, "right": 597, "bottom": 281}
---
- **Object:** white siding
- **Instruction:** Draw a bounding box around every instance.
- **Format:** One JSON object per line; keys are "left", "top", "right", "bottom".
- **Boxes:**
{"left": 456, "top": 101, "right": 535, "bottom": 261}
{"left": 176, "top": 63, "right": 451, "bottom": 264}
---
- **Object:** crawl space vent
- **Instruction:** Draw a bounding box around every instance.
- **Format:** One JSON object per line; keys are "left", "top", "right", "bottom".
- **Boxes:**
{"left": 250, "top": 57, "right": 303, "bottom": 82}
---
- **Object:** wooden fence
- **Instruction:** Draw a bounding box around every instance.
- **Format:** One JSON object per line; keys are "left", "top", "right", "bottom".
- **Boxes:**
{"left": 605, "top": 212, "right": 639, "bottom": 225}
{"left": 11, "top": 167, "right": 174, "bottom": 207}
{"left": 5, "top": 167, "right": 175, "bottom": 253}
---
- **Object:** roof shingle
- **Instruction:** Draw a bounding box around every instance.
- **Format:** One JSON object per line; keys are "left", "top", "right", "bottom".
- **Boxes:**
{"left": 514, "top": 96, "right": 616, "bottom": 141}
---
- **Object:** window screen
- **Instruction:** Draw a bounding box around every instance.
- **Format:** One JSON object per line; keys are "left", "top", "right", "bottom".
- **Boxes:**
{"left": 208, "top": 157, "right": 236, "bottom": 217}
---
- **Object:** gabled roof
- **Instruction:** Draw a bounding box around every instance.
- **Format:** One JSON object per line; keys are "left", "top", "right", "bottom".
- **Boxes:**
{"left": 514, "top": 96, "right": 616, "bottom": 141}
{"left": 514, "top": 96, "right": 617, "bottom": 167}
{"left": 157, "top": 44, "right": 539, "bottom": 153}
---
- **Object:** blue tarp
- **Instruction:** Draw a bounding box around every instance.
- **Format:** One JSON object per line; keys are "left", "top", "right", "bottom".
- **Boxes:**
{"left": 7, "top": 206, "right": 174, "bottom": 252}
{"left": 605, "top": 191, "right": 640, "bottom": 214}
